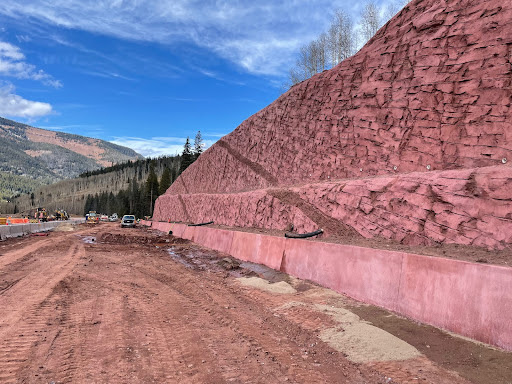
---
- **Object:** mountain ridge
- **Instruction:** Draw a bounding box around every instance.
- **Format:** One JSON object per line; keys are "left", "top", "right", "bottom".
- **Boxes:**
{"left": 0, "top": 116, "right": 143, "bottom": 200}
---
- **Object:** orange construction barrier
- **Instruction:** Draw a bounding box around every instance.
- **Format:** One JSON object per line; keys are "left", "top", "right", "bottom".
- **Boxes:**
{"left": 6, "top": 217, "right": 28, "bottom": 224}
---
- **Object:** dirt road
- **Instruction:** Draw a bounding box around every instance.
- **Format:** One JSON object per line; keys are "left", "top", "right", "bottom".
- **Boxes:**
{"left": 0, "top": 223, "right": 510, "bottom": 383}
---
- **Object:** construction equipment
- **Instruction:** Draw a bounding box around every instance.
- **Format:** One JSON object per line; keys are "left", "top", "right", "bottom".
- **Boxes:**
{"left": 32, "top": 207, "right": 48, "bottom": 222}
{"left": 87, "top": 211, "right": 99, "bottom": 223}
{"left": 55, "top": 209, "right": 69, "bottom": 220}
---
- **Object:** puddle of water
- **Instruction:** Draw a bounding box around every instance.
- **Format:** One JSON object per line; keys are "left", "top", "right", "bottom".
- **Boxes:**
{"left": 239, "top": 261, "right": 289, "bottom": 283}
{"left": 166, "top": 246, "right": 289, "bottom": 283}
{"left": 167, "top": 249, "right": 195, "bottom": 269}
{"left": 78, "top": 235, "right": 96, "bottom": 244}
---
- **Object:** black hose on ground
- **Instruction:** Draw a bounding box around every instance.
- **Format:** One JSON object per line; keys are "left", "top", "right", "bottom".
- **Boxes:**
{"left": 285, "top": 229, "right": 323, "bottom": 238}
{"left": 187, "top": 221, "right": 214, "bottom": 227}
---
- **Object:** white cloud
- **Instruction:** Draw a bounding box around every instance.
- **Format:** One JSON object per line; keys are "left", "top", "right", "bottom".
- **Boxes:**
{"left": 0, "top": 0, "right": 350, "bottom": 76}
{"left": 110, "top": 136, "right": 217, "bottom": 158}
{"left": 0, "top": 40, "right": 62, "bottom": 87}
{"left": 0, "top": 83, "right": 53, "bottom": 117}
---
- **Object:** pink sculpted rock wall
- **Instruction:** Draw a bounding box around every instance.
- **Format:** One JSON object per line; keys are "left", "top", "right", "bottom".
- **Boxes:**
{"left": 155, "top": 166, "right": 512, "bottom": 250}
{"left": 155, "top": 0, "right": 512, "bottom": 250}
{"left": 166, "top": 0, "right": 512, "bottom": 196}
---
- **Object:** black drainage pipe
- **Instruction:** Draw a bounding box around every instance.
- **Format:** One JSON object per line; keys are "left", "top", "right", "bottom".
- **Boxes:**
{"left": 187, "top": 221, "right": 214, "bottom": 227}
{"left": 285, "top": 229, "right": 323, "bottom": 239}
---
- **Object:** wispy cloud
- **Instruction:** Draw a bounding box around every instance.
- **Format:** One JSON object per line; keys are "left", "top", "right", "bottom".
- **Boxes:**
{"left": 0, "top": 0, "right": 344, "bottom": 76}
{"left": 78, "top": 68, "right": 137, "bottom": 81}
{"left": 0, "top": 40, "right": 62, "bottom": 87}
{"left": 0, "top": 83, "right": 53, "bottom": 118}
{"left": 38, "top": 123, "right": 102, "bottom": 131}
{"left": 110, "top": 136, "right": 217, "bottom": 158}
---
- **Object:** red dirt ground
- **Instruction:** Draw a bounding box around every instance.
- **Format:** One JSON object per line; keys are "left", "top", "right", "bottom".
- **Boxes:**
{"left": 0, "top": 223, "right": 510, "bottom": 383}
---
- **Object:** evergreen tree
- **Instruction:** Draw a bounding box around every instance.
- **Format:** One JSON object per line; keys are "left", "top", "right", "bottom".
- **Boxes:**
{"left": 194, "top": 131, "right": 204, "bottom": 159}
{"left": 179, "top": 137, "right": 194, "bottom": 174}
{"left": 108, "top": 192, "right": 115, "bottom": 215}
{"left": 145, "top": 162, "right": 159, "bottom": 216}
{"left": 84, "top": 195, "right": 92, "bottom": 215}
{"left": 99, "top": 191, "right": 108, "bottom": 213}
{"left": 159, "top": 167, "right": 172, "bottom": 195}
{"left": 129, "top": 179, "right": 139, "bottom": 213}
{"left": 91, "top": 194, "right": 99, "bottom": 212}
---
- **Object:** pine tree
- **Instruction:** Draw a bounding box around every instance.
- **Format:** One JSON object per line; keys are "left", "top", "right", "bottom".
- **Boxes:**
{"left": 159, "top": 167, "right": 172, "bottom": 195}
{"left": 145, "top": 162, "right": 159, "bottom": 216}
{"left": 179, "top": 137, "right": 194, "bottom": 174}
{"left": 194, "top": 131, "right": 204, "bottom": 159}
{"left": 129, "top": 179, "right": 139, "bottom": 214}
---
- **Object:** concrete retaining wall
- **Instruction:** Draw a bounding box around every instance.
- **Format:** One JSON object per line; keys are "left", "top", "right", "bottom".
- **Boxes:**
{"left": 0, "top": 219, "right": 86, "bottom": 241}
{"left": 142, "top": 220, "right": 512, "bottom": 352}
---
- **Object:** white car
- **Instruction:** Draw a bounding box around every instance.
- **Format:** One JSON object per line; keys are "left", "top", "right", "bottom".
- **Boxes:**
{"left": 121, "top": 215, "right": 136, "bottom": 228}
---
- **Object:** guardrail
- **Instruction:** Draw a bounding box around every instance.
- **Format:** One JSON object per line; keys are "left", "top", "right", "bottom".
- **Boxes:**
{"left": 0, "top": 218, "right": 86, "bottom": 241}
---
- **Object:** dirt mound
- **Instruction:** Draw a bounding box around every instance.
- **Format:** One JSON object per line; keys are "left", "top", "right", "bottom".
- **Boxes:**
{"left": 52, "top": 223, "right": 77, "bottom": 232}
{"left": 98, "top": 232, "right": 169, "bottom": 245}
{"left": 167, "top": 236, "right": 190, "bottom": 245}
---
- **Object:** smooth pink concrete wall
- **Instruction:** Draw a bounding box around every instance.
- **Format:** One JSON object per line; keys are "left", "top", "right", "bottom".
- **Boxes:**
{"left": 182, "top": 226, "right": 196, "bottom": 241}
{"left": 195, "top": 227, "right": 234, "bottom": 254}
{"left": 230, "top": 231, "right": 286, "bottom": 270}
{"left": 142, "top": 221, "right": 512, "bottom": 351}
{"left": 281, "top": 240, "right": 404, "bottom": 308}
{"left": 397, "top": 255, "right": 512, "bottom": 351}
{"left": 170, "top": 223, "right": 187, "bottom": 238}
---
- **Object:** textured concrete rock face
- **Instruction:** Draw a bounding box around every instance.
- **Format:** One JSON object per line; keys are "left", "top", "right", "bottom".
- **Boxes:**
{"left": 155, "top": 166, "right": 512, "bottom": 250}
{"left": 155, "top": 0, "right": 512, "bottom": 250}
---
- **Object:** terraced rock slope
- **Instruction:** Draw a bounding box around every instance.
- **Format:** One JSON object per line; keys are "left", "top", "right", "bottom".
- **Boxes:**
{"left": 154, "top": 0, "right": 512, "bottom": 251}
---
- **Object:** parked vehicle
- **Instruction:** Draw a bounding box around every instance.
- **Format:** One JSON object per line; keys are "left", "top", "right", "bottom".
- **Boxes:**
{"left": 121, "top": 215, "right": 136, "bottom": 228}
{"left": 87, "top": 211, "right": 99, "bottom": 223}
{"left": 109, "top": 213, "right": 119, "bottom": 222}
{"left": 100, "top": 214, "right": 109, "bottom": 222}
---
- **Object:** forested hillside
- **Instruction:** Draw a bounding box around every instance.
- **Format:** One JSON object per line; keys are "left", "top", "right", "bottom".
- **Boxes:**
{"left": 1, "top": 156, "right": 182, "bottom": 216}
{"left": 0, "top": 172, "right": 46, "bottom": 202}
{"left": 0, "top": 116, "right": 142, "bottom": 200}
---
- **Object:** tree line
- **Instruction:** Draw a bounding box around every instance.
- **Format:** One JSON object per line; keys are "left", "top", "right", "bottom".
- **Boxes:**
{"left": 286, "top": 0, "right": 411, "bottom": 88}
{"left": 83, "top": 163, "right": 171, "bottom": 218}
{"left": 83, "top": 131, "right": 204, "bottom": 218}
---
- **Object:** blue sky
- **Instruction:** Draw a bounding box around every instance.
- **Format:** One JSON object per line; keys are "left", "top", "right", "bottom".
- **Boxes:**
{"left": 0, "top": 0, "right": 405, "bottom": 157}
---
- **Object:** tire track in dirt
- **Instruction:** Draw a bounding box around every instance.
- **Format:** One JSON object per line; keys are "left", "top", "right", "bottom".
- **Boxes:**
{"left": 132, "top": 266, "right": 276, "bottom": 382}
{"left": 108, "top": 267, "right": 227, "bottom": 382}
{"left": 135, "top": 263, "right": 362, "bottom": 383}
{"left": 0, "top": 240, "right": 84, "bottom": 383}
{"left": 0, "top": 237, "right": 54, "bottom": 270}
{"left": 121, "top": 288, "right": 211, "bottom": 382}
{"left": 0, "top": 227, "right": 93, "bottom": 271}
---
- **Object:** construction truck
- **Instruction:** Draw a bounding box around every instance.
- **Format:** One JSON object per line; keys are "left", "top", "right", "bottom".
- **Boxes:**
{"left": 55, "top": 209, "right": 69, "bottom": 220}
{"left": 87, "top": 211, "right": 99, "bottom": 223}
{"left": 32, "top": 207, "right": 48, "bottom": 222}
